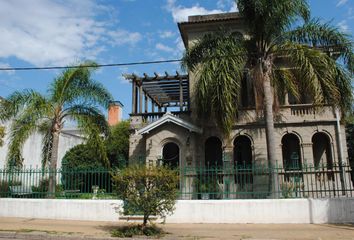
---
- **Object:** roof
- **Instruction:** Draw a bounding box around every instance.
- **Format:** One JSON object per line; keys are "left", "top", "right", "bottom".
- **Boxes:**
{"left": 136, "top": 112, "right": 202, "bottom": 135}
{"left": 109, "top": 100, "right": 124, "bottom": 107}
{"left": 178, "top": 12, "right": 243, "bottom": 48}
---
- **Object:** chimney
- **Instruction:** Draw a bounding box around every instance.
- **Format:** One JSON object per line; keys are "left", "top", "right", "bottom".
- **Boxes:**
{"left": 108, "top": 101, "right": 123, "bottom": 126}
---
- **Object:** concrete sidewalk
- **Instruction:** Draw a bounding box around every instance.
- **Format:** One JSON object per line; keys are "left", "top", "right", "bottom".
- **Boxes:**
{"left": 0, "top": 217, "right": 353, "bottom": 240}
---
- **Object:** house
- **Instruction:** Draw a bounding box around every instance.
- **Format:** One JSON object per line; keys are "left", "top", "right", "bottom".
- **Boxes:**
{"left": 126, "top": 12, "right": 352, "bottom": 199}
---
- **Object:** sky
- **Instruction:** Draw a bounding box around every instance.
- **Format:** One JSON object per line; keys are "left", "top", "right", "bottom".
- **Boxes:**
{"left": 0, "top": 0, "right": 353, "bottom": 121}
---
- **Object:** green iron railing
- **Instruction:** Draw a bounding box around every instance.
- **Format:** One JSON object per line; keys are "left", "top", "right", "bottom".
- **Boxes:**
{"left": 179, "top": 162, "right": 354, "bottom": 199}
{"left": 0, "top": 162, "right": 353, "bottom": 200}
{"left": 0, "top": 167, "right": 115, "bottom": 199}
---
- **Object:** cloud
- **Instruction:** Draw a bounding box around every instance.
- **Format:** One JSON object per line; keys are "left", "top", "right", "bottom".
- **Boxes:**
{"left": 159, "top": 31, "right": 175, "bottom": 39}
{"left": 337, "top": 0, "right": 348, "bottom": 7}
{"left": 0, "top": 0, "right": 141, "bottom": 67}
{"left": 107, "top": 30, "right": 142, "bottom": 46}
{"left": 217, "top": 0, "right": 238, "bottom": 12}
{"left": 0, "top": 62, "right": 15, "bottom": 75}
{"left": 166, "top": 0, "right": 223, "bottom": 22}
{"left": 337, "top": 20, "right": 350, "bottom": 32}
{"left": 156, "top": 43, "right": 174, "bottom": 53}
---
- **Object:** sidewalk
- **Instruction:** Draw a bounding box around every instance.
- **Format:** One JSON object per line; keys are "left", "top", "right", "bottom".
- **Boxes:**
{"left": 0, "top": 217, "right": 353, "bottom": 240}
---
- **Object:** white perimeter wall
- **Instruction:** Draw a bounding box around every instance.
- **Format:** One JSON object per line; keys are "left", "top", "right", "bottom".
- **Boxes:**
{"left": 0, "top": 198, "right": 353, "bottom": 224}
{"left": 0, "top": 121, "right": 83, "bottom": 168}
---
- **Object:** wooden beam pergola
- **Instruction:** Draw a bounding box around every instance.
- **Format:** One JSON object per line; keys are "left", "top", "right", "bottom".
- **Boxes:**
{"left": 124, "top": 72, "right": 189, "bottom": 115}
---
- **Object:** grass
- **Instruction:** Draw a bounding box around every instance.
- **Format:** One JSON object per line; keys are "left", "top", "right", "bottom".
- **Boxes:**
{"left": 110, "top": 224, "right": 165, "bottom": 238}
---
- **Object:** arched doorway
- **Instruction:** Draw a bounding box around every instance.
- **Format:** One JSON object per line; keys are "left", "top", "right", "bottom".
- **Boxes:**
{"left": 282, "top": 133, "right": 302, "bottom": 170}
{"left": 312, "top": 132, "right": 333, "bottom": 168}
{"left": 162, "top": 142, "right": 179, "bottom": 168}
{"left": 205, "top": 137, "right": 223, "bottom": 167}
{"left": 312, "top": 132, "right": 334, "bottom": 181}
{"left": 233, "top": 135, "right": 253, "bottom": 168}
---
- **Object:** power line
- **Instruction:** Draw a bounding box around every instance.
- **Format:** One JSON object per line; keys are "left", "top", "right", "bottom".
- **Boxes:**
{"left": 0, "top": 42, "right": 352, "bottom": 72}
{"left": 0, "top": 59, "right": 182, "bottom": 71}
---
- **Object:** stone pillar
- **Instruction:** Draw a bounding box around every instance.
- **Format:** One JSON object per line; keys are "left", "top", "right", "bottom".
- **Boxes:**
{"left": 301, "top": 142, "right": 313, "bottom": 166}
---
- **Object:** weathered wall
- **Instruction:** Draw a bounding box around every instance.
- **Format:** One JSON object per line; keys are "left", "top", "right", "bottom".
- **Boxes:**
{"left": 0, "top": 198, "right": 353, "bottom": 224}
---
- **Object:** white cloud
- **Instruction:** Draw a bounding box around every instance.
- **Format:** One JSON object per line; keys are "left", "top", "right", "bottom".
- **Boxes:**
{"left": 229, "top": 2, "right": 238, "bottom": 12}
{"left": 107, "top": 30, "right": 142, "bottom": 46}
{"left": 337, "top": 20, "right": 350, "bottom": 32}
{"left": 166, "top": 0, "right": 238, "bottom": 23}
{"left": 159, "top": 31, "right": 175, "bottom": 39}
{"left": 337, "top": 0, "right": 348, "bottom": 7}
{"left": 156, "top": 43, "right": 174, "bottom": 53}
{"left": 0, "top": 62, "right": 15, "bottom": 75}
{"left": 0, "top": 0, "right": 141, "bottom": 67}
{"left": 166, "top": 0, "right": 223, "bottom": 22}
{"left": 217, "top": 0, "right": 238, "bottom": 12}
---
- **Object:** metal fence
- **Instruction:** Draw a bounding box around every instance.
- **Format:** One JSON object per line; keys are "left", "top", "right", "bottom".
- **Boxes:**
{"left": 179, "top": 162, "right": 354, "bottom": 199}
{"left": 0, "top": 167, "right": 114, "bottom": 199}
{"left": 0, "top": 162, "right": 353, "bottom": 199}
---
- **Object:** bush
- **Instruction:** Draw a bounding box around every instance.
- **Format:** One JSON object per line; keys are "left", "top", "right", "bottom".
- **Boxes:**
{"left": 31, "top": 178, "right": 63, "bottom": 197}
{"left": 110, "top": 224, "right": 165, "bottom": 238}
{"left": 61, "top": 144, "right": 109, "bottom": 193}
{"left": 105, "top": 121, "right": 130, "bottom": 168}
{"left": 112, "top": 164, "right": 179, "bottom": 226}
{"left": 0, "top": 181, "right": 10, "bottom": 197}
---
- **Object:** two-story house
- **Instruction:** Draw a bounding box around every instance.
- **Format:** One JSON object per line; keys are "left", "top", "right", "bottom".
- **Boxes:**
{"left": 126, "top": 12, "right": 352, "bottom": 199}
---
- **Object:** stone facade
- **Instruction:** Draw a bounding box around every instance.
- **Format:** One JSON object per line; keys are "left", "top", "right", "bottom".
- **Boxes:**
{"left": 128, "top": 12, "right": 351, "bottom": 198}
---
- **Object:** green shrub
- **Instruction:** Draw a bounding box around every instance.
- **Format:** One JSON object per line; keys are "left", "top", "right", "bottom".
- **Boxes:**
{"left": 0, "top": 181, "right": 10, "bottom": 197}
{"left": 112, "top": 164, "right": 179, "bottom": 226}
{"left": 31, "top": 178, "right": 63, "bottom": 197}
{"left": 110, "top": 224, "right": 164, "bottom": 238}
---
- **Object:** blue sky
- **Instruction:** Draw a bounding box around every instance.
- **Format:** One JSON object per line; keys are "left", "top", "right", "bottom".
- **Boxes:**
{"left": 0, "top": 0, "right": 353, "bottom": 120}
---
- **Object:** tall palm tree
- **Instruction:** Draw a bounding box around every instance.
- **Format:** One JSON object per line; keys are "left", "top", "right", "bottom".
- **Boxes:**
{"left": 182, "top": 0, "right": 353, "bottom": 196}
{"left": 0, "top": 62, "right": 113, "bottom": 194}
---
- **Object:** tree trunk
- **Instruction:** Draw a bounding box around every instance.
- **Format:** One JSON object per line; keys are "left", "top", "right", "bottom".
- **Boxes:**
{"left": 48, "top": 131, "right": 60, "bottom": 198}
{"left": 262, "top": 71, "right": 280, "bottom": 198}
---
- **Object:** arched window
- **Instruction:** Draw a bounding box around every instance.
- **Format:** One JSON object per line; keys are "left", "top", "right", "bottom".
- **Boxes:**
{"left": 205, "top": 137, "right": 223, "bottom": 167}
{"left": 233, "top": 135, "right": 253, "bottom": 168}
{"left": 312, "top": 132, "right": 333, "bottom": 168}
{"left": 282, "top": 133, "right": 302, "bottom": 170}
{"left": 234, "top": 135, "right": 253, "bottom": 187}
{"left": 162, "top": 142, "right": 179, "bottom": 168}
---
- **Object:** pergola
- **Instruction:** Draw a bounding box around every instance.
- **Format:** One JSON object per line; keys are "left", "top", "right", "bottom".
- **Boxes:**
{"left": 124, "top": 72, "right": 190, "bottom": 115}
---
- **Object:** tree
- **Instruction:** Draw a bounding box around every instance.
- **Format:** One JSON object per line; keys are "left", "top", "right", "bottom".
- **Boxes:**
{"left": 112, "top": 164, "right": 179, "bottom": 227}
{"left": 0, "top": 126, "right": 4, "bottom": 147}
{"left": 0, "top": 62, "right": 113, "bottom": 195}
{"left": 105, "top": 120, "right": 130, "bottom": 167}
{"left": 182, "top": 0, "right": 353, "bottom": 196}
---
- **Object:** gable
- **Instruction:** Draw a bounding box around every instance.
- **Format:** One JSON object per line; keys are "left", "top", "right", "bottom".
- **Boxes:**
{"left": 136, "top": 112, "right": 202, "bottom": 135}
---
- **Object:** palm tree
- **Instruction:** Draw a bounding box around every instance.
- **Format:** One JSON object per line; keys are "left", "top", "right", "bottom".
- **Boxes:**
{"left": 0, "top": 62, "right": 113, "bottom": 195}
{"left": 182, "top": 0, "right": 353, "bottom": 196}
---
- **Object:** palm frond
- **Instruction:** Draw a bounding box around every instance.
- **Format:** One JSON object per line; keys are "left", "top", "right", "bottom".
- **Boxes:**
{"left": 285, "top": 19, "right": 354, "bottom": 73}
{"left": 277, "top": 42, "right": 352, "bottom": 110}
{"left": 64, "top": 81, "right": 112, "bottom": 109}
{"left": 182, "top": 32, "right": 247, "bottom": 134}
{"left": 237, "top": 0, "right": 310, "bottom": 50}
{"left": 0, "top": 90, "right": 48, "bottom": 122}
{"left": 7, "top": 115, "right": 39, "bottom": 168}
{"left": 63, "top": 105, "right": 109, "bottom": 166}
{"left": 38, "top": 120, "right": 53, "bottom": 168}
{"left": 49, "top": 61, "right": 99, "bottom": 104}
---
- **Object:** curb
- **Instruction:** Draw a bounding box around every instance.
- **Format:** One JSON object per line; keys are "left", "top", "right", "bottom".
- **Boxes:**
{"left": 0, "top": 231, "right": 119, "bottom": 240}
